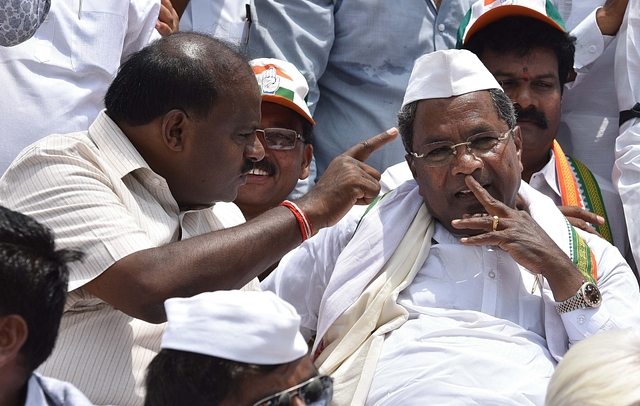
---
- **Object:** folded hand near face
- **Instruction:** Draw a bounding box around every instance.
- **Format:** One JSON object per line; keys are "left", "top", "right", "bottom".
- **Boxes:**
{"left": 452, "top": 175, "right": 585, "bottom": 301}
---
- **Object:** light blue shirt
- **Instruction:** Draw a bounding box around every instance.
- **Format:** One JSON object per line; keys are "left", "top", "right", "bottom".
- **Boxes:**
{"left": 250, "top": 0, "right": 475, "bottom": 177}
{"left": 25, "top": 373, "right": 94, "bottom": 406}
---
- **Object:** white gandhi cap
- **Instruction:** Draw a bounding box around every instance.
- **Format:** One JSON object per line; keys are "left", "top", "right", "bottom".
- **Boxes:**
{"left": 401, "top": 49, "right": 502, "bottom": 109}
{"left": 161, "top": 290, "right": 308, "bottom": 365}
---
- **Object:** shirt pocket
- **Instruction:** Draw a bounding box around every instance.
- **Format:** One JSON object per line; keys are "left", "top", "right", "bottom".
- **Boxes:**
{"left": 213, "top": 21, "right": 249, "bottom": 43}
{"left": 72, "top": 0, "right": 128, "bottom": 76}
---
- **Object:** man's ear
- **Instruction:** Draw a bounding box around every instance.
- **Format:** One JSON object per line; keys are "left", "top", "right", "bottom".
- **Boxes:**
{"left": 161, "top": 109, "right": 190, "bottom": 151}
{"left": 512, "top": 126, "right": 524, "bottom": 173}
{"left": 0, "top": 315, "right": 28, "bottom": 369}
{"left": 405, "top": 154, "right": 418, "bottom": 180}
{"left": 298, "top": 145, "right": 314, "bottom": 180}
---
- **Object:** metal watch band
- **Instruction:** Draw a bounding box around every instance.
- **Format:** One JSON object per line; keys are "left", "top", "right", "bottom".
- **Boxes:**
{"left": 555, "top": 282, "right": 602, "bottom": 314}
{"left": 555, "top": 290, "right": 586, "bottom": 314}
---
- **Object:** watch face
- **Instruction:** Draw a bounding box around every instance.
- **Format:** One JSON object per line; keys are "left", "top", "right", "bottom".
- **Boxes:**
{"left": 583, "top": 283, "right": 602, "bottom": 307}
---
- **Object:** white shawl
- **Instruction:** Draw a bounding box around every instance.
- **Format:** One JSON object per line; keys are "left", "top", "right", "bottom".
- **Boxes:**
{"left": 314, "top": 180, "right": 577, "bottom": 405}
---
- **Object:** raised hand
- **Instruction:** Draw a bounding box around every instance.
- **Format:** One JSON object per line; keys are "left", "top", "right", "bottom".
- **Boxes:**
{"left": 557, "top": 205, "right": 605, "bottom": 238}
{"left": 260, "top": 67, "right": 280, "bottom": 94}
{"left": 451, "top": 175, "right": 584, "bottom": 300}
{"left": 296, "top": 128, "right": 399, "bottom": 229}
{"left": 156, "top": 0, "right": 180, "bottom": 36}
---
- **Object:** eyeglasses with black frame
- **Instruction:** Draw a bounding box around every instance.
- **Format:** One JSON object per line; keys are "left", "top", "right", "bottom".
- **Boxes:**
{"left": 409, "top": 129, "right": 513, "bottom": 167}
{"left": 252, "top": 374, "right": 333, "bottom": 406}
{"left": 256, "top": 128, "right": 306, "bottom": 151}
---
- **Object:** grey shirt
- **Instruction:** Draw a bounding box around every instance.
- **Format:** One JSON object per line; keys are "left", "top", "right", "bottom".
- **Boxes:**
{"left": 25, "top": 373, "right": 94, "bottom": 406}
{"left": 249, "top": 0, "right": 475, "bottom": 177}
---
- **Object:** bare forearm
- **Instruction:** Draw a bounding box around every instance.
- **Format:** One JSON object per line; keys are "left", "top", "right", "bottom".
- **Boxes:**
{"left": 84, "top": 130, "right": 398, "bottom": 324}
{"left": 537, "top": 254, "right": 586, "bottom": 302}
{"left": 596, "top": 0, "right": 629, "bottom": 35}
{"left": 84, "top": 206, "right": 302, "bottom": 323}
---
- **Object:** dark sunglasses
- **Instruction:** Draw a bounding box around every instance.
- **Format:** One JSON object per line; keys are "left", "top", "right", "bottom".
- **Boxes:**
{"left": 252, "top": 375, "right": 333, "bottom": 406}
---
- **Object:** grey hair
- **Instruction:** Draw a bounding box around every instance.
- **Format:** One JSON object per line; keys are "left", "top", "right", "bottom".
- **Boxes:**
{"left": 490, "top": 88, "right": 517, "bottom": 129}
{"left": 398, "top": 88, "right": 516, "bottom": 154}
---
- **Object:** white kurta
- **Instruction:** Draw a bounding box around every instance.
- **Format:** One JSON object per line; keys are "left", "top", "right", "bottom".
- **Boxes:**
{"left": 613, "top": 0, "right": 640, "bottom": 274}
{"left": 264, "top": 179, "right": 640, "bottom": 404}
{"left": 556, "top": 4, "right": 619, "bottom": 180}
{"left": 367, "top": 223, "right": 552, "bottom": 406}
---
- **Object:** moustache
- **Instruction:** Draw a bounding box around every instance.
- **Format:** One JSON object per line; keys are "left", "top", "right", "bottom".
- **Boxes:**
{"left": 247, "top": 158, "right": 277, "bottom": 176}
{"left": 515, "top": 106, "right": 549, "bottom": 129}
{"left": 241, "top": 159, "right": 256, "bottom": 175}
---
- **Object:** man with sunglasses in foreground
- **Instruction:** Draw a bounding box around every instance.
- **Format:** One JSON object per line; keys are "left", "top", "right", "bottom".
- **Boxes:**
{"left": 263, "top": 49, "right": 640, "bottom": 405}
{"left": 145, "top": 290, "right": 333, "bottom": 406}
{"left": 234, "top": 58, "right": 314, "bottom": 222}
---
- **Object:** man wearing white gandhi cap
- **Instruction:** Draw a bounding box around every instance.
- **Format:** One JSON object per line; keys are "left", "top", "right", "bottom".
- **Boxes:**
{"left": 144, "top": 290, "right": 333, "bottom": 406}
{"left": 262, "top": 49, "right": 640, "bottom": 405}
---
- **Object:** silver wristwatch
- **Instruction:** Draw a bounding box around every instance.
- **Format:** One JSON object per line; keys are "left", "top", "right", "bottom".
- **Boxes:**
{"left": 555, "top": 281, "right": 602, "bottom": 314}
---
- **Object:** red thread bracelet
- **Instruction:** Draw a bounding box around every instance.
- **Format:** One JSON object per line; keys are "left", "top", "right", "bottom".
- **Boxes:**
{"left": 281, "top": 200, "right": 313, "bottom": 242}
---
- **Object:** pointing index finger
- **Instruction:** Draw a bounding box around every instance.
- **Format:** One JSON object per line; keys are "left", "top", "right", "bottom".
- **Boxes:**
{"left": 344, "top": 128, "right": 399, "bottom": 163}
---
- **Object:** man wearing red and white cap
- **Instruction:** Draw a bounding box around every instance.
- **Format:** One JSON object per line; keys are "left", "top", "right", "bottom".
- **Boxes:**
{"left": 459, "top": 0, "right": 636, "bottom": 277}
{"left": 234, "top": 58, "right": 314, "bottom": 222}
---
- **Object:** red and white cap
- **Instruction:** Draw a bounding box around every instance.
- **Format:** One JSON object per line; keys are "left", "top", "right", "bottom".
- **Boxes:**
{"left": 457, "top": 0, "right": 566, "bottom": 46}
{"left": 250, "top": 58, "right": 315, "bottom": 125}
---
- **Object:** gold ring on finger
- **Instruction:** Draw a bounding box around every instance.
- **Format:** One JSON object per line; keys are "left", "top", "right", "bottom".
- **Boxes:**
{"left": 492, "top": 215, "right": 499, "bottom": 231}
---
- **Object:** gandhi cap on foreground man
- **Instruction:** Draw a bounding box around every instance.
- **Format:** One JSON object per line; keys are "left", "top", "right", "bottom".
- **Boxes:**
{"left": 263, "top": 49, "right": 640, "bottom": 405}
{"left": 145, "top": 290, "right": 333, "bottom": 406}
